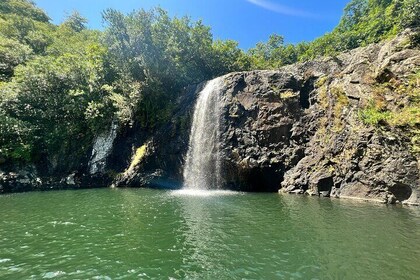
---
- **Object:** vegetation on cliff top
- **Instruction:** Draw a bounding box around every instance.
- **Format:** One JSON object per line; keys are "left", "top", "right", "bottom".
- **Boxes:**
{"left": 0, "top": 0, "right": 418, "bottom": 168}
{"left": 248, "top": 0, "right": 419, "bottom": 68}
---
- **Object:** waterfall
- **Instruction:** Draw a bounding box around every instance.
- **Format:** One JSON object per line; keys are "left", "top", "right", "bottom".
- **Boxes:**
{"left": 183, "top": 77, "right": 224, "bottom": 190}
{"left": 88, "top": 120, "right": 118, "bottom": 175}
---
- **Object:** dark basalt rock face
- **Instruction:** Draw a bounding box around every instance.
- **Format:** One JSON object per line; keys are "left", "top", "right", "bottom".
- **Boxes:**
{"left": 218, "top": 71, "right": 309, "bottom": 192}
{"left": 117, "top": 30, "right": 419, "bottom": 205}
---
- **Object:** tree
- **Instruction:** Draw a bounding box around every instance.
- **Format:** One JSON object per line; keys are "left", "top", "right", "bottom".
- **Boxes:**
{"left": 62, "top": 11, "right": 88, "bottom": 32}
{"left": 212, "top": 40, "right": 250, "bottom": 75}
{"left": 338, "top": 0, "right": 369, "bottom": 32}
{"left": 0, "top": 0, "right": 50, "bottom": 23}
{"left": 0, "top": 35, "right": 32, "bottom": 80}
{"left": 400, "top": 0, "right": 420, "bottom": 28}
{"left": 102, "top": 7, "right": 246, "bottom": 127}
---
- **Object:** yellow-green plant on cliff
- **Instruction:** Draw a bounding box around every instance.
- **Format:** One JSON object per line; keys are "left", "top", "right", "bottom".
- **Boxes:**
{"left": 123, "top": 144, "right": 148, "bottom": 177}
{"left": 359, "top": 70, "right": 420, "bottom": 152}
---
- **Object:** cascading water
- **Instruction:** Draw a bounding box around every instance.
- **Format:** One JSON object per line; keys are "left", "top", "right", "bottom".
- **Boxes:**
{"left": 183, "top": 77, "right": 224, "bottom": 190}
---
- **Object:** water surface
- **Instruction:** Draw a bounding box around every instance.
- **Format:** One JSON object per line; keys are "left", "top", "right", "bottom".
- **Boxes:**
{"left": 0, "top": 189, "right": 419, "bottom": 279}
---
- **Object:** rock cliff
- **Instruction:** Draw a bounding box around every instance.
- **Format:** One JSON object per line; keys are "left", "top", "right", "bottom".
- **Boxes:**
{"left": 117, "top": 30, "right": 419, "bottom": 205}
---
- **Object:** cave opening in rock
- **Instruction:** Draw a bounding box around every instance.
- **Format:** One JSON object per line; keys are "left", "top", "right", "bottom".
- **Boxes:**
{"left": 317, "top": 177, "right": 334, "bottom": 193}
{"left": 389, "top": 183, "right": 412, "bottom": 202}
{"left": 236, "top": 165, "right": 284, "bottom": 192}
{"left": 300, "top": 78, "right": 315, "bottom": 109}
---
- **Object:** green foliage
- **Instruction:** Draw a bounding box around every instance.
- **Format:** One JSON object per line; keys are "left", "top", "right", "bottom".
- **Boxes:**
{"left": 107, "top": 82, "right": 142, "bottom": 127}
{"left": 102, "top": 7, "right": 246, "bottom": 127}
{"left": 0, "top": 0, "right": 50, "bottom": 23}
{"left": 0, "top": 0, "right": 55, "bottom": 83}
{"left": 411, "top": 129, "right": 420, "bottom": 153}
{"left": 212, "top": 40, "right": 251, "bottom": 74}
{"left": 85, "top": 101, "right": 110, "bottom": 133}
{"left": 247, "top": 34, "right": 306, "bottom": 69}
{"left": 359, "top": 104, "right": 419, "bottom": 127}
{"left": 0, "top": 1, "right": 247, "bottom": 166}
{"left": 0, "top": 7, "right": 54, "bottom": 51}
{"left": 0, "top": 1, "right": 113, "bottom": 164}
{"left": 0, "top": 111, "right": 33, "bottom": 161}
{"left": 2, "top": 55, "right": 89, "bottom": 156}
{"left": 0, "top": 35, "right": 32, "bottom": 80}
{"left": 103, "top": 8, "right": 224, "bottom": 85}
{"left": 359, "top": 107, "right": 391, "bottom": 125}
{"left": 400, "top": 0, "right": 420, "bottom": 28}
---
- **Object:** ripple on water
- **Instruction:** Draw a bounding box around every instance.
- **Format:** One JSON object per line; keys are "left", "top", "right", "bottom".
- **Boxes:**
{"left": 48, "top": 221, "right": 76, "bottom": 226}
{"left": 42, "top": 271, "right": 66, "bottom": 278}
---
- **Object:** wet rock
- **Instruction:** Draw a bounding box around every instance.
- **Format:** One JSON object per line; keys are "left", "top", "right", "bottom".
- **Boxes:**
{"left": 0, "top": 166, "right": 43, "bottom": 193}
{"left": 305, "top": 189, "right": 318, "bottom": 196}
{"left": 319, "top": 191, "right": 331, "bottom": 198}
{"left": 387, "top": 194, "right": 397, "bottom": 205}
{"left": 66, "top": 173, "right": 76, "bottom": 185}
{"left": 291, "top": 189, "right": 304, "bottom": 195}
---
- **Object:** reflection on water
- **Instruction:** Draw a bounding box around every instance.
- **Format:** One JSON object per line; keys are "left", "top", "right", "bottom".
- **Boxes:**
{"left": 177, "top": 193, "right": 216, "bottom": 277}
{"left": 0, "top": 189, "right": 419, "bottom": 279}
{"left": 171, "top": 189, "right": 241, "bottom": 197}
{"left": 171, "top": 189, "right": 244, "bottom": 278}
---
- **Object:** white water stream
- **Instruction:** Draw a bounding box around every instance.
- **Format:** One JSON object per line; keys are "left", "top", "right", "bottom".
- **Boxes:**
{"left": 183, "top": 77, "right": 224, "bottom": 190}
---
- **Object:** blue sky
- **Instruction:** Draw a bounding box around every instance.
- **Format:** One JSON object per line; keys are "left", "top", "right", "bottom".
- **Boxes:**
{"left": 33, "top": 0, "right": 350, "bottom": 50}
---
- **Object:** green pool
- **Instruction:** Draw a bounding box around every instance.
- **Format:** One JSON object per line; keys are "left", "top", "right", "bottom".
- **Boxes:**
{"left": 0, "top": 188, "right": 419, "bottom": 279}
